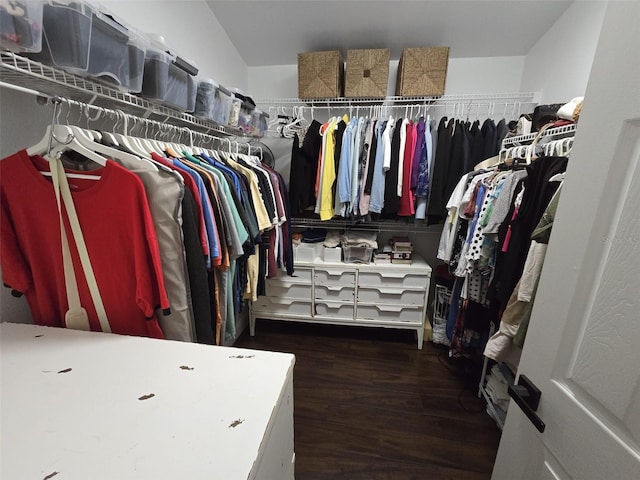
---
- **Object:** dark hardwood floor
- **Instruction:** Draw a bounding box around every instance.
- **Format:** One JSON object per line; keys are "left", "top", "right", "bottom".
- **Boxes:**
{"left": 235, "top": 320, "right": 502, "bottom": 480}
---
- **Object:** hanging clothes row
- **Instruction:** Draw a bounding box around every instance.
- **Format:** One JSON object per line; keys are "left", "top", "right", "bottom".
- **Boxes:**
{"left": 436, "top": 125, "right": 574, "bottom": 360}
{"left": 0, "top": 98, "right": 293, "bottom": 347}
{"left": 288, "top": 112, "right": 512, "bottom": 224}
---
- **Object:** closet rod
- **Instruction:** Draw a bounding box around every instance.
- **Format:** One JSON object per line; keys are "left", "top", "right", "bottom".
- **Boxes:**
{"left": 34, "top": 95, "right": 253, "bottom": 150}
{"left": 0, "top": 80, "right": 44, "bottom": 97}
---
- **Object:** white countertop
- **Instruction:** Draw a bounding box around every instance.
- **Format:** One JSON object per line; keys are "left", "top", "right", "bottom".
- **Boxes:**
{"left": 0, "top": 323, "right": 295, "bottom": 479}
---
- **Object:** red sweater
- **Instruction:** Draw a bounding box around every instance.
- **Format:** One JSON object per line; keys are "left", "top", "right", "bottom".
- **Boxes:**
{"left": 398, "top": 122, "right": 417, "bottom": 217}
{"left": 1, "top": 150, "right": 169, "bottom": 338}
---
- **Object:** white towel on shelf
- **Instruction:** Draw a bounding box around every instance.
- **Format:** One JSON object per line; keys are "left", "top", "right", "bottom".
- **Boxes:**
{"left": 341, "top": 230, "right": 378, "bottom": 249}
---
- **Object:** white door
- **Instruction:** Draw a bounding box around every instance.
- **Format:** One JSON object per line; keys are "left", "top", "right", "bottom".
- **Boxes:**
{"left": 492, "top": 3, "right": 640, "bottom": 479}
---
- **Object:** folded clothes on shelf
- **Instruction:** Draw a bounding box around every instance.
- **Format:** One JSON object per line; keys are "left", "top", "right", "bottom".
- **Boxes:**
{"left": 341, "top": 230, "right": 378, "bottom": 249}
{"left": 301, "top": 228, "right": 327, "bottom": 243}
{"left": 323, "top": 230, "right": 341, "bottom": 248}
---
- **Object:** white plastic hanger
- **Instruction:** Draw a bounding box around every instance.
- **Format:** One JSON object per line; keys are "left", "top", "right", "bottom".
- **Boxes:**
{"left": 27, "top": 125, "right": 104, "bottom": 180}
{"left": 69, "top": 123, "right": 159, "bottom": 172}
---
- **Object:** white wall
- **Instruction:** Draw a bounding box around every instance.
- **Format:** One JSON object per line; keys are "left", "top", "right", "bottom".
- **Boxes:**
{"left": 249, "top": 56, "right": 526, "bottom": 100}
{"left": 520, "top": 0, "right": 607, "bottom": 104}
{"left": 101, "top": 0, "right": 248, "bottom": 91}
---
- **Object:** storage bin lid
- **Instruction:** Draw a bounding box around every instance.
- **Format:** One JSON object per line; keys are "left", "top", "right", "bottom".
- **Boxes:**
{"left": 198, "top": 77, "right": 218, "bottom": 88}
{"left": 233, "top": 88, "right": 256, "bottom": 107}
{"left": 146, "top": 33, "right": 199, "bottom": 76}
{"left": 93, "top": 8, "right": 129, "bottom": 40}
{"left": 127, "top": 27, "right": 149, "bottom": 51}
{"left": 145, "top": 47, "right": 171, "bottom": 64}
{"left": 44, "top": 0, "right": 97, "bottom": 17}
{"left": 216, "top": 83, "right": 233, "bottom": 97}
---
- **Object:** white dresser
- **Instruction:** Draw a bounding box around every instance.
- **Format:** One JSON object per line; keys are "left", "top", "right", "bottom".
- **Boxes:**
{"left": 250, "top": 248, "right": 432, "bottom": 349}
{"left": 0, "top": 323, "right": 295, "bottom": 480}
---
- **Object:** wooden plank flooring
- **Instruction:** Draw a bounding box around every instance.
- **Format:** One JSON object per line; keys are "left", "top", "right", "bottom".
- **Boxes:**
{"left": 235, "top": 320, "right": 502, "bottom": 480}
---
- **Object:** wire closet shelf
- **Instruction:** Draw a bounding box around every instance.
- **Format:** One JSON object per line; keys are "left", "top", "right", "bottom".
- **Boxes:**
{"left": 501, "top": 123, "right": 577, "bottom": 148}
{"left": 257, "top": 92, "right": 539, "bottom": 118}
{"left": 0, "top": 51, "right": 260, "bottom": 139}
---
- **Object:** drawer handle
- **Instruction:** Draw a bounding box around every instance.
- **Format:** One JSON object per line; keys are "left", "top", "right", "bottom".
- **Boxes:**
{"left": 367, "top": 305, "right": 407, "bottom": 312}
{"left": 362, "top": 272, "right": 411, "bottom": 279}
{"left": 320, "top": 286, "right": 352, "bottom": 292}
{"left": 361, "top": 287, "right": 412, "bottom": 295}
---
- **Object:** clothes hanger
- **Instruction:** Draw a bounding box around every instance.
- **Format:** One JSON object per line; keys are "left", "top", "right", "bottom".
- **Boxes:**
{"left": 79, "top": 103, "right": 104, "bottom": 142}
{"left": 26, "top": 124, "right": 103, "bottom": 172}
{"left": 67, "top": 122, "right": 159, "bottom": 172}
{"left": 112, "top": 112, "right": 141, "bottom": 155}
{"left": 549, "top": 172, "right": 566, "bottom": 182}
{"left": 27, "top": 100, "right": 104, "bottom": 179}
{"left": 114, "top": 111, "right": 147, "bottom": 156}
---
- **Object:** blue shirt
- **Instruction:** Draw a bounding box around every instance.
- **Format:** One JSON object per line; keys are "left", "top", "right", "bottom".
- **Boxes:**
{"left": 336, "top": 119, "right": 356, "bottom": 213}
{"left": 173, "top": 159, "right": 220, "bottom": 268}
{"left": 369, "top": 121, "right": 387, "bottom": 214}
{"left": 350, "top": 117, "right": 365, "bottom": 214}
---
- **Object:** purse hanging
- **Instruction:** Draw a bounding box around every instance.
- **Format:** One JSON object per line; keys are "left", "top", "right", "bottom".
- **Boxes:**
{"left": 49, "top": 154, "right": 111, "bottom": 333}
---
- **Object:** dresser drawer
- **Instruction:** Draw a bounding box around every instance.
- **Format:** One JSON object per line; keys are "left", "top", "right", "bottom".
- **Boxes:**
{"left": 266, "top": 282, "right": 311, "bottom": 300}
{"left": 357, "top": 286, "right": 425, "bottom": 306}
{"left": 252, "top": 297, "right": 312, "bottom": 317}
{"left": 315, "top": 285, "right": 355, "bottom": 302}
{"left": 314, "top": 301, "right": 354, "bottom": 319}
{"left": 314, "top": 268, "right": 355, "bottom": 287}
{"left": 356, "top": 304, "right": 423, "bottom": 324}
{"left": 269, "top": 268, "right": 312, "bottom": 284}
{"left": 358, "top": 270, "right": 428, "bottom": 289}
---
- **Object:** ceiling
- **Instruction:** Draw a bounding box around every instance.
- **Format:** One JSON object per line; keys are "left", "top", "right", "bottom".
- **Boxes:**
{"left": 207, "top": 0, "right": 573, "bottom": 67}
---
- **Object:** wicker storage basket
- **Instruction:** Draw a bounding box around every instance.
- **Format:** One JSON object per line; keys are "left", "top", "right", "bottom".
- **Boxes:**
{"left": 345, "top": 48, "right": 390, "bottom": 98}
{"left": 298, "top": 50, "right": 344, "bottom": 99}
{"left": 396, "top": 47, "right": 450, "bottom": 97}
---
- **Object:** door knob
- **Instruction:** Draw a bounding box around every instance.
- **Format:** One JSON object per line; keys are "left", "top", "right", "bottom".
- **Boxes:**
{"left": 508, "top": 374, "right": 546, "bottom": 433}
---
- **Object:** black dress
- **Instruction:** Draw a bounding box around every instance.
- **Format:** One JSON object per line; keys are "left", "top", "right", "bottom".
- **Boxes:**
{"left": 489, "top": 155, "right": 568, "bottom": 304}
{"left": 288, "top": 120, "right": 322, "bottom": 216}
{"left": 427, "top": 117, "right": 453, "bottom": 220}
{"left": 383, "top": 118, "right": 403, "bottom": 216}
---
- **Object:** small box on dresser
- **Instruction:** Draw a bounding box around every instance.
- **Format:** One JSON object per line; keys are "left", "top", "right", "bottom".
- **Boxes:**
{"left": 323, "top": 247, "right": 342, "bottom": 263}
{"left": 396, "top": 47, "right": 450, "bottom": 96}
{"left": 345, "top": 48, "right": 390, "bottom": 98}
{"left": 293, "top": 243, "right": 317, "bottom": 263}
{"left": 298, "top": 50, "right": 344, "bottom": 99}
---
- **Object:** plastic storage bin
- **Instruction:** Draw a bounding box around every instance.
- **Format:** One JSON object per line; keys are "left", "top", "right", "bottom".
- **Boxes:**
{"left": 81, "top": 8, "right": 129, "bottom": 84}
{"left": 250, "top": 109, "right": 264, "bottom": 137}
{"left": 30, "top": 1, "right": 146, "bottom": 91}
{"left": 126, "top": 28, "right": 149, "bottom": 93}
{"left": 237, "top": 100, "right": 254, "bottom": 133}
{"left": 166, "top": 59, "right": 197, "bottom": 112}
{"left": 342, "top": 245, "right": 373, "bottom": 264}
{"left": 228, "top": 95, "right": 242, "bottom": 128}
{"left": 195, "top": 78, "right": 216, "bottom": 120}
{"left": 141, "top": 35, "right": 199, "bottom": 112}
{"left": 0, "top": 0, "right": 43, "bottom": 53}
{"left": 141, "top": 48, "right": 170, "bottom": 100}
{"left": 323, "top": 247, "right": 342, "bottom": 263}
{"left": 195, "top": 79, "right": 233, "bottom": 124}
{"left": 30, "top": 0, "right": 97, "bottom": 71}
{"left": 212, "top": 84, "right": 233, "bottom": 125}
